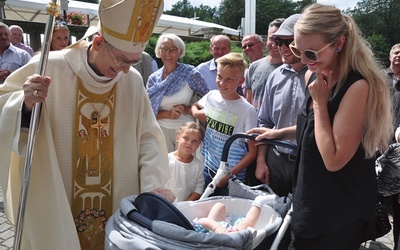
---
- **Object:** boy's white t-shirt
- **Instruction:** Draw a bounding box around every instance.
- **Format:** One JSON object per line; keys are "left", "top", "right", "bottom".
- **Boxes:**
{"left": 165, "top": 153, "right": 204, "bottom": 202}
{"left": 198, "top": 90, "right": 257, "bottom": 181}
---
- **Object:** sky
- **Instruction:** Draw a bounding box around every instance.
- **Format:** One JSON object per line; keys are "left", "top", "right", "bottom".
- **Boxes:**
{"left": 163, "top": 0, "right": 360, "bottom": 11}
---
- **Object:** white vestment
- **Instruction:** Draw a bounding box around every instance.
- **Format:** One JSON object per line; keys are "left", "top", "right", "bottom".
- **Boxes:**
{"left": 0, "top": 40, "right": 169, "bottom": 249}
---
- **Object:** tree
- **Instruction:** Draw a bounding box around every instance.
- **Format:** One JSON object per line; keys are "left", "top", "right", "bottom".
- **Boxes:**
{"left": 366, "top": 33, "right": 390, "bottom": 66}
{"left": 253, "top": 0, "right": 297, "bottom": 35}
{"left": 164, "top": 0, "right": 194, "bottom": 17}
{"left": 193, "top": 5, "right": 218, "bottom": 23}
{"left": 217, "top": 0, "right": 298, "bottom": 35}
{"left": 217, "top": 0, "right": 244, "bottom": 31}
{"left": 164, "top": 0, "right": 219, "bottom": 23}
{"left": 348, "top": 0, "right": 400, "bottom": 66}
{"left": 294, "top": 0, "right": 317, "bottom": 12}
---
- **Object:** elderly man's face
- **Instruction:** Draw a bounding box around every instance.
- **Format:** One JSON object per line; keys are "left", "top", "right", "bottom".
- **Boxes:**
{"left": 390, "top": 46, "right": 400, "bottom": 67}
{"left": 210, "top": 37, "right": 230, "bottom": 59}
{"left": 10, "top": 28, "right": 23, "bottom": 45}
{"left": 241, "top": 35, "right": 264, "bottom": 62}
{"left": 93, "top": 36, "right": 142, "bottom": 78}
{"left": 0, "top": 27, "right": 11, "bottom": 48}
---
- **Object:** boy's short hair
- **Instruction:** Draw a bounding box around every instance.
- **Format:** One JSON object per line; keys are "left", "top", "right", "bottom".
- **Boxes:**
{"left": 215, "top": 52, "right": 248, "bottom": 75}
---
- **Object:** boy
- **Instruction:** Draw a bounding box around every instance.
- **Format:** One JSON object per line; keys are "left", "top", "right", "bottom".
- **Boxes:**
{"left": 192, "top": 53, "right": 257, "bottom": 195}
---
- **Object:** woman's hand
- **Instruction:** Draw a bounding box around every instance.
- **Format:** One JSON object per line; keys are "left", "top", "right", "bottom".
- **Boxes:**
{"left": 308, "top": 67, "right": 333, "bottom": 107}
{"left": 169, "top": 104, "right": 185, "bottom": 119}
{"left": 247, "top": 127, "right": 281, "bottom": 142}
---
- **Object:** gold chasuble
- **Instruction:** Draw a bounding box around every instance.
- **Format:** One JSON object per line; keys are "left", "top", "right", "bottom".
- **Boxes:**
{"left": 72, "top": 78, "right": 116, "bottom": 249}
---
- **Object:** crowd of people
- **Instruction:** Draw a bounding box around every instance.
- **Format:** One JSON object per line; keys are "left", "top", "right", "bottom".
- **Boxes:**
{"left": 0, "top": 0, "right": 398, "bottom": 249}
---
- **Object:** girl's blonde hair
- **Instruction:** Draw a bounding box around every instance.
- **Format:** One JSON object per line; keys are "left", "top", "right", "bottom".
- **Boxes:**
{"left": 296, "top": 4, "right": 393, "bottom": 157}
{"left": 177, "top": 122, "right": 205, "bottom": 142}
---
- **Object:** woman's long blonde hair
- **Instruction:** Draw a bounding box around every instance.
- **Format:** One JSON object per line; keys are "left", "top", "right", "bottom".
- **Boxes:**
{"left": 296, "top": 4, "right": 393, "bottom": 157}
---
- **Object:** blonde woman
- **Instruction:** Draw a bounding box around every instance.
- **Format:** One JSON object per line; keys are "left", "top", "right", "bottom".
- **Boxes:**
{"left": 249, "top": 4, "right": 392, "bottom": 249}
{"left": 51, "top": 21, "right": 70, "bottom": 51}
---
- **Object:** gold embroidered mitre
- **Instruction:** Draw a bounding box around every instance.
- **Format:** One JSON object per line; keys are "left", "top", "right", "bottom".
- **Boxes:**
{"left": 98, "top": 0, "right": 164, "bottom": 53}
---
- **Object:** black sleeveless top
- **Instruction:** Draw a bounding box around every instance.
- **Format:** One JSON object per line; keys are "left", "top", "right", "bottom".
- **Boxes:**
{"left": 292, "top": 71, "right": 376, "bottom": 238}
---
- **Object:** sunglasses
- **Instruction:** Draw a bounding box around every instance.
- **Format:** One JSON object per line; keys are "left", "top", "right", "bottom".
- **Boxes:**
{"left": 242, "top": 41, "right": 261, "bottom": 50}
{"left": 274, "top": 38, "right": 293, "bottom": 47}
{"left": 289, "top": 41, "right": 334, "bottom": 61}
{"left": 55, "top": 21, "right": 67, "bottom": 26}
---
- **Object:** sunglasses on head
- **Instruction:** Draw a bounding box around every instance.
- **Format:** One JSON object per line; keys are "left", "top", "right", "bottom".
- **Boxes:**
{"left": 274, "top": 38, "right": 293, "bottom": 47}
{"left": 289, "top": 41, "right": 334, "bottom": 61}
{"left": 55, "top": 21, "right": 67, "bottom": 26}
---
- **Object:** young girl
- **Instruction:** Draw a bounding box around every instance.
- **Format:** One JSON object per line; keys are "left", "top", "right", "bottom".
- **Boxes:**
{"left": 165, "top": 122, "right": 205, "bottom": 202}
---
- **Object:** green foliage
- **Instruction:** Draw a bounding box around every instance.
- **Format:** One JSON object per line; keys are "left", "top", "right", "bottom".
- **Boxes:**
{"left": 253, "top": 0, "right": 297, "bottom": 35}
{"left": 165, "top": 0, "right": 194, "bottom": 17}
{"left": 180, "top": 41, "right": 246, "bottom": 66}
{"left": 195, "top": 5, "right": 219, "bottom": 23}
{"left": 155, "top": 0, "right": 400, "bottom": 68}
{"left": 146, "top": 37, "right": 244, "bottom": 67}
{"left": 144, "top": 36, "right": 162, "bottom": 68}
{"left": 144, "top": 36, "right": 158, "bottom": 59}
{"left": 218, "top": 0, "right": 245, "bottom": 32}
{"left": 366, "top": 33, "right": 390, "bottom": 67}
{"left": 348, "top": 0, "right": 400, "bottom": 67}
{"left": 164, "top": 0, "right": 218, "bottom": 22}
{"left": 180, "top": 41, "right": 212, "bottom": 66}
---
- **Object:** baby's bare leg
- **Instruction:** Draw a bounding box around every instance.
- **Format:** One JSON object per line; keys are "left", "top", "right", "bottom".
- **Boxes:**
{"left": 235, "top": 195, "right": 277, "bottom": 230}
{"left": 199, "top": 202, "right": 228, "bottom": 232}
{"left": 234, "top": 206, "right": 261, "bottom": 230}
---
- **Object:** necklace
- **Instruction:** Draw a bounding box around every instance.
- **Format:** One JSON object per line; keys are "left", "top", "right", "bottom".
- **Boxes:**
{"left": 79, "top": 80, "right": 117, "bottom": 143}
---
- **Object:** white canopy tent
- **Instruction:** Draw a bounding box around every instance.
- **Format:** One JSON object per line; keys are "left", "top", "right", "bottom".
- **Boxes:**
{"left": 2, "top": 0, "right": 239, "bottom": 37}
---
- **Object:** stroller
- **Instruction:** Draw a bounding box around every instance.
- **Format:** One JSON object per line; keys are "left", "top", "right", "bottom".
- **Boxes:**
{"left": 105, "top": 133, "right": 296, "bottom": 250}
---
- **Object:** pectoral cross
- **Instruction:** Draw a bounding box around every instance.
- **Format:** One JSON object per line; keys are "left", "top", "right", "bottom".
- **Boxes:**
{"left": 91, "top": 112, "right": 107, "bottom": 149}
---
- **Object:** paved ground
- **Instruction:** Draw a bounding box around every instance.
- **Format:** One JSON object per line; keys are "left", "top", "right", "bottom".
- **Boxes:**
{"left": 0, "top": 187, "right": 396, "bottom": 249}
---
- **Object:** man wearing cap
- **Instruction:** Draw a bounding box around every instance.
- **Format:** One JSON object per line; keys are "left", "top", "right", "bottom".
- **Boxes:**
{"left": 253, "top": 14, "right": 308, "bottom": 194}
{"left": 0, "top": 0, "right": 172, "bottom": 249}
{"left": 249, "top": 14, "right": 308, "bottom": 248}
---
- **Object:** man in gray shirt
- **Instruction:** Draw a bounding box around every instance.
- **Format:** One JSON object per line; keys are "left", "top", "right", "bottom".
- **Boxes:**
{"left": 244, "top": 18, "right": 285, "bottom": 113}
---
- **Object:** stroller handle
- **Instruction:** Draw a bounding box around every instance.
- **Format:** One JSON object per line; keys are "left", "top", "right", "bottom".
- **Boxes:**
{"left": 221, "top": 133, "right": 298, "bottom": 162}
